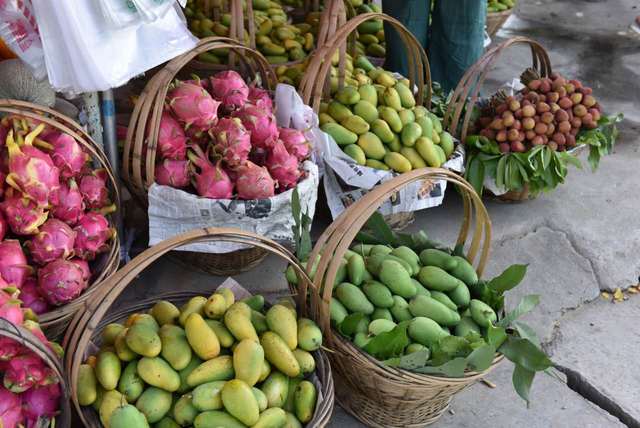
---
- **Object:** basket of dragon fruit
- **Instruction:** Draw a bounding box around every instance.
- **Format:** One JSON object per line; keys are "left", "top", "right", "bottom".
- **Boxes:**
{"left": 123, "top": 37, "right": 320, "bottom": 276}
{"left": 0, "top": 291, "right": 71, "bottom": 428}
{"left": 0, "top": 100, "right": 121, "bottom": 339}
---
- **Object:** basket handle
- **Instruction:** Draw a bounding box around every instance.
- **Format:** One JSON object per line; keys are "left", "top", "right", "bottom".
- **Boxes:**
{"left": 443, "top": 36, "right": 552, "bottom": 142}
{"left": 306, "top": 168, "right": 491, "bottom": 340}
{"left": 64, "top": 228, "right": 316, "bottom": 413}
{"left": 0, "top": 319, "right": 72, "bottom": 428}
{"left": 123, "top": 37, "right": 277, "bottom": 200}
{"left": 300, "top": 13, "right": 432, "bottom": 113}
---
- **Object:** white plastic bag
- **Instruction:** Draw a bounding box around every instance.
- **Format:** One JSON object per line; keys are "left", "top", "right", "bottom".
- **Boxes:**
{"left": 30, "top": 0, "right": 197, "bottom": 93}
{"left": 0, "top": 0, "right": 46, "bottom": 79}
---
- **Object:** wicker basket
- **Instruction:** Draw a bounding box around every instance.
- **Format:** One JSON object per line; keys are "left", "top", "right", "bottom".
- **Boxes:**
{"left": 0, "top": 318, "right": 72, "bottom": 428}
{"left": 64, "top": 228, "right": 334, "bottom": 427}
{"left": 0, "top": 99, "right": 121, "bottom": 339}
{"left": 303, "top": 168, "right": 502, "bottom": 427}
{"left": 443, "top": 37, "right": 554, "bottom": 203}
{"left": 123, "top": 37, "right": 278, "bottom": 275}
{"left": 300, "top": 13, "right": 432, "bottom": 230}
{"left": 486, "top": 9, "right": 513, "bottom": 38}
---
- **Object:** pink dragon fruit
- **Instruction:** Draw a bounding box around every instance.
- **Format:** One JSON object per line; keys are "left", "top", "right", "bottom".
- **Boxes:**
{"left": 73, "top": 212, "right": 112, "bottom": 260}
{"left": 3, "top": 352, "right": 48, "bottom": 393}
{"left": 79, "top": 169, "right": 109, "bottom": 209}
{"left": 1, "top": 190, "right": 48, "bottom": 236}
{"left": 266, "top": 140, "right": 301, "bottom": 190}
{"left": 210, "top": 117, "right": 251, "bottom": 167}
{"left": 185, "top": 75, "right": 210, "bottom": 91}
{"left": 167, "top": 81, "right": 220, "bottom": 131}
{"left": 278, "top": 128, "right": 311, "bottom": 161}
{"left": 0, "top": 385, "right": 22, "bottom": 428}
{"left": 70, "top": 258, "right": 91, "bottom": 283}
{"left": 45, "top": 132, "right": 88, "bottom": 179}
{"left": 25, "top": 219, "right": 76, "bottom": 265}
{"left": 22, "top": 383, "right": 61, "bottom": 427}
{"left": 4, "top": 127, "right": 60, "bottom": 207}
{"left": 0, "top": 289, "right": 24, "bottom": 325}
{"left": 0, "top": 336, "right": 23, "bottom": 362}
{"left": 50, "top": 179, "right": 85, "bottom": 225}
{"left": 233, "top": 105, "right": 280, "bottom": 149}
{"left": 235, "top": 161, "right": 275, "bottom": 200}
{"left": 37, "top": 259, "right": 87, "bottom": 306}
{"left": 0, "top": 240, "right": 32, "bottom": 288}
{"left": 157, "top": 112, "right": 187, "bottom": 160}
{"left": 187, "top": 146, "right": 234, "bottom": 199}
{"left": 210, "top": 70, "right": 250, "bottom": 110}
{"left": 155, "top": 159, "right": 191, "bottom": 188}
{"left": 248, "top": 86, "right": 273, "bottom": 111}
{"left": 0, "top": 211, "right": 6, "bottom": 241}
{"left": 18, "top": 278, "right": 50, "bottom": 315}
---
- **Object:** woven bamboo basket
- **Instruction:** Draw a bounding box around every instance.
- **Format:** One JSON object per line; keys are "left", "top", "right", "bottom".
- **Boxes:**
{"left": 444, "top": 37, "right": 554, "bottom": 203}
{"left": 300, "top": 12, "right": 433, "bottom": 230}
{"left": 123, "top": 37, "right": 278, "bottom": 275}
{"left": 486, "top": 9, "right": 513, "bottom": 37}
{"left": 0, "top": 99, "right": 121, "bottom": 339}
{"left": 64, "top": 228, "right": 334, "bottom": 427}
{"left": 301, "top": 168, "right": 502, "bottom": 427}
{"left": 0, "top": 318, "right": 72, "bottom": 427}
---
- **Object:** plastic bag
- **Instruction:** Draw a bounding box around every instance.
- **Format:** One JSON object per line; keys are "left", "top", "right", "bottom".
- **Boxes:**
{"left": 31, "top": 0, "right": 197, "bottom": 93}
{"left": 0, "top": 0, "right": 46, "bottom": 79}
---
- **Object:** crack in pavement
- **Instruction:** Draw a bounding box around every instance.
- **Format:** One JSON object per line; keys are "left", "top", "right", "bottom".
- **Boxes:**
{"left": 557, "top": 364, "right": 640, "bottom": 428}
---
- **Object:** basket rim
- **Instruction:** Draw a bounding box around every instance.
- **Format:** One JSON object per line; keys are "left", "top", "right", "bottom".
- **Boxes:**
{"left": 487, "top": 8, "right": 514, "bottom": 17}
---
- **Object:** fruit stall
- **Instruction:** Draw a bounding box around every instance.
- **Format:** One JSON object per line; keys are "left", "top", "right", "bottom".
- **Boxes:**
{"left": 0, "top": 1, "right": 622, "bottom": 427}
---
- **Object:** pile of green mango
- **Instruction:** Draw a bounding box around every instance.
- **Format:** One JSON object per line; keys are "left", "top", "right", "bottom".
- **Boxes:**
{"left": 185, "top": 0, "right": 317, "bottom": 65}
{"left": 319, "top": 56, "right": 455, "bottom": 172}
{"left": 327, "top": 244, "right": 497, "bottom": 358}
{"left": 77, "top": 289, "right": 322, "bottom": 428}
{"left": 348, "top": 1, "right": 385, "bottom": 58}
{"left": 487, "top": 0, "right": 515, "bottom": 13}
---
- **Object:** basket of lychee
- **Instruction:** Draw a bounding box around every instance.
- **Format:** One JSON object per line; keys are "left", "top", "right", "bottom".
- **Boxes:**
{"left": 0, "top": 100, "right": 121, "bottom": 338}
{"left": 123, "top": 37, "right": 318, "bottom": 275}
{"left": 0, "top": 292, "right": 71, "bottom": 427}
{"left": 444, "top": 37, "right": 621, "bottom": 202}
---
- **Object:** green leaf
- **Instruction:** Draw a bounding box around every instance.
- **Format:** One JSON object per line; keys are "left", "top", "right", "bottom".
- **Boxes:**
{"left": 364, "top": 321, "right": 410, "bottom": 360}
{"left": 355, "top": 230, "right": 383, "bottom": 244}
{"left": 487, "top": 264, "right": 528, "bottom": 294}
{"left": 338, "top": 313, "right": 366, "bottom": 337}
{"left": 496, "top": 155, "right": 507, "bottom": 189}
{"left": 466, "top": 344, "right": 496, "bottom": 372}
{"left": 466, "top": 156, "right": 485, "bottom": 195}
{"left": 512, "top": 364, "right": 536, "bottom": 405}
{"left": 497, "top": 294, "right": 540, "bottom": 328}
{"left": 291, "top": 188, "right": 301, "bottom": 227}
{"left": 414, "top": 357, "right": 468, "bottom": 377}
{"left": 364, "top": 212, "right": 396, "bottom": 246}
{"left": 384, "top": 349, "right": 430, "bottom": 370}
{"left": 512, "top": 320, "right": 540, "bottom": 347}
{"left": 499, "top": 337, "right": 553, "bottom": 372}
{"left": 486, "top": 324, "right": 507, "bottom": 348}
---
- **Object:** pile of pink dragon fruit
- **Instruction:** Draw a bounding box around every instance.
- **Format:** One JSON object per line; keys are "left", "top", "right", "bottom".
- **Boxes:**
{"left": 154, "top": 70, "right": 311, "bottom": 199}
{"left": 0, "top": 116, "right": 116, "bottom": 314}
{"left": 0, "top": 288, "right": 63, "bottom": 428}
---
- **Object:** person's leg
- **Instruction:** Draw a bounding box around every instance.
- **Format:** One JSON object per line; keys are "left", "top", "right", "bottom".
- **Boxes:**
{"left": 381, "top": 0, "right": 431, "bottom": 77}
{"left": 428, "top": 0, "right": 487, "bottom": 92}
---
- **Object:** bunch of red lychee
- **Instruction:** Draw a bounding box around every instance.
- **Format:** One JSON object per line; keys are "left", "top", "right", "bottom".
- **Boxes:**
{"left": 475, "top": 72, "right": 601, "bottom": 153}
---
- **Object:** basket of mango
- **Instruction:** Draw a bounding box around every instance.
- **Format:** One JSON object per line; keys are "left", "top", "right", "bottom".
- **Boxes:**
{"left": 302, "top": 169, "right": 553, "bottom": 427}
{"left": 65, "top": 229, "right": 334, "bottom": 428}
